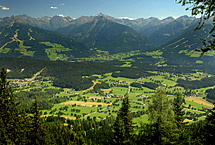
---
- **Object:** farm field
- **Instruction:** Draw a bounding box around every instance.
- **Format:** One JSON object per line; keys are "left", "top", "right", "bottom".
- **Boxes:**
{"left": 185, "top": 97, "right": 213, "bottom": 107}
{"left": 60, "top": 101, "right": 110, "bottom": 106}
{"left": 12, "top": 69, "right": 215, "bottom": 125}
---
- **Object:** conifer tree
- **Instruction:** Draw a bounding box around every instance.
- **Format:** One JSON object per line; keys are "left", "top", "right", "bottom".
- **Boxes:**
{"left": 148, "top": 88, "right": 177, "bottom": 144}
{"left": 113, "top": 93, "right": 133, "bottom": 145}
{"left": 30, "top": 97, "right": 49, "bottom": 145}
{"left": 202, "top": 103, "right": 215, "bottom": 144}
{"left": 0, "top": 67, "right": 28, "bottom": 144}
{"left": 172, "top": 92, "right": 187, "bottom": 144}
{"left": 173, "top": 92, "right": 185, "bottom": 128}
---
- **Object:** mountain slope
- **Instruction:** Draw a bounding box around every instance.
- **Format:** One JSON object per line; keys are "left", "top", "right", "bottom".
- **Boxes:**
{"left": 0, "top": 17, "right": 92, "bottom": 60}
{"left": 148, "top": 16, "right": 199, "bottom": 46}
{"left": 56, "top": 16, "right": 152, "bottom": 54}
{"left": 123, "top": 23, "right": 215, "bottom": 67}
{"left": 159, "top": 24, "right": 215, "bottom": 65}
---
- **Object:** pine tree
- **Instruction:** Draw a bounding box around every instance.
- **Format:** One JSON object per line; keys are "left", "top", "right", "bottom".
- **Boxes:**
{"left": 0, "top": 67, "right": 28, "bottom": 144}
{"left": 29, "top": 97, "right": 49, "bottom": 145}
{"left": 173, "top": 92, "right": 185, "bottom": 128}
{"left": 0, "top": 117, "right": 10, "bottom": 144}
{"left": 202, "top": 103, "right": 215, "bottom": 144}
{"left": 113, "top": 93, "right": 133, "bottom": 145}
{"left": 172, "top": 92, "right": 187, "bottom": 144}
{"left": 148, "top": 88, "right": 177, "bottom": 144}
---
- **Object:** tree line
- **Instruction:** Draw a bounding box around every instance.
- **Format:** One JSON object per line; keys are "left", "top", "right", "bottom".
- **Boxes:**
{"left": 177, "top": 76, "right": 215, "bottom": 89}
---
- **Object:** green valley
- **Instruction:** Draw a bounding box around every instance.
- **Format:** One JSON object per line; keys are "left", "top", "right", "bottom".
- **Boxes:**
{"left": 1, "top": 57, "right": 214, "bottom": 125}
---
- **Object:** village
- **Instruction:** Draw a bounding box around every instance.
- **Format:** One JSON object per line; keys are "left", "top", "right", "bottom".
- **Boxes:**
{"left": 10, "top": 69, "right": 214, "bottom": 124}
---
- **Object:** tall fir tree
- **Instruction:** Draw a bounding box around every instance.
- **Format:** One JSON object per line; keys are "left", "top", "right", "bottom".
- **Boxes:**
{"left": 148, "top": 88, "right": 177, "bottom": 144}
{"left": 172, "top": 92, "right": 186, "bottom": 144}
{"left": 0, "top": 67, "right": 29, "bottom": 144}
{"left": 202, "top": 103, "right": 215, "bottom": 144}
{"left": 173, "top": 92, "right": 185, "bottom": 128}
{"left": 113, "top": 93, "right": 133, "bottom": 145}
{"left": 29, "top": 97, "right": 49, "bottom": 145}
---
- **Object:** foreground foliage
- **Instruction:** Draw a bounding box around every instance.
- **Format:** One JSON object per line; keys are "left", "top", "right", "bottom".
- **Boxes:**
{"left": 0, "top": 68, "right": 84, "bottom": 144}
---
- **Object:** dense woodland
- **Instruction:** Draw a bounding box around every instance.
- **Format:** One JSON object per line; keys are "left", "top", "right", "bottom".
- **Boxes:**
{"left": 206, "top": 89, "right": 215, "bottom": 103}
{"left": 130, "top": 82, "right": 159, "bottom": 90}
{"left": 177, "top": 77, "right": 215, "bottom": 89}
{"left": 15, "top": 88, "right": 64, "bottom": 113}
{"left": 2, "top": 57, "right": 215, "bottom": 91}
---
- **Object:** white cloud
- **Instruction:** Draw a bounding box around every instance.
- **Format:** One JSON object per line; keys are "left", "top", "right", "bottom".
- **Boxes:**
{"left": 119, "top": 17, "right": 136, "bottom": 20}
{"left": 2, "top": 7, "right": 9, "bottom": 10}
{"left": 50, "top": 6, "right": 58, "bottom": 9}
{"left": 60, "top": 3, "right": 65, "bottom": 6}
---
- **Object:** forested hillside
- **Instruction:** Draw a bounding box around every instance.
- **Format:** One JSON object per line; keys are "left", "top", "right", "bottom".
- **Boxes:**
{"left": 0, "top": 19, "right": 92, "bottom": 60}
{"left": 160, "top": 24, "right": 214, "bottom": 65}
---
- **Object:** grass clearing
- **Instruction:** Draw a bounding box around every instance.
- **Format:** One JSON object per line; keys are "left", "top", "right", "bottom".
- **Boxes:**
{"left": 111, "top": 87, "right": 128, "bottom": 95}
{"left": 101, "top": 89, "right": 112, "bottom": 93}
{"left": 185, "top": 100, "right": 212, "bottom": 109}
{"left": 120, "top": 62, "right": 132, "bottom": 67}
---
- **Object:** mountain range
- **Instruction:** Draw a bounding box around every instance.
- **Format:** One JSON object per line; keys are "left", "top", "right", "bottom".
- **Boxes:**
{"left": 0, "top": 14, "right": 214, "bottom": 66}
{"left": 17, "top": 14, "right": 199, "bottom": 46}
{"left": 56, "top": 15, "right": 152, "bottom": 54}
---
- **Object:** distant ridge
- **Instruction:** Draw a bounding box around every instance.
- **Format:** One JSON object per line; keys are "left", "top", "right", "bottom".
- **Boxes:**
{"left": 15, "top": 14, "right": 199, "bottom": 46}
{"left": 56, "top": 15, "right": 152, "bottom": 54}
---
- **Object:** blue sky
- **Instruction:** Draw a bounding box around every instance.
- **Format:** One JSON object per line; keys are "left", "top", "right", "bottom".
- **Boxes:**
{"left": 0, "top": 0, "right": 192, "bottom": 19}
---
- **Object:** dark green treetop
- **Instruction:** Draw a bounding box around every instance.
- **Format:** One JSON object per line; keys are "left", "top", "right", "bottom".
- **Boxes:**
{"left": 113, "top": 93, "right": 133, "bottom": 145}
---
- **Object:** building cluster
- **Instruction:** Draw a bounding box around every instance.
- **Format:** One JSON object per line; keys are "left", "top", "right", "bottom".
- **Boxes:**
{"left": 111, "top": 81, "right": 128, "bottom": 87}
{"left": 105, "top": 94, "right": 123, "bottom": 98}
{"left": 137, "top": 102, "right": 148, "bottom": 106}
{"left": 64, "top": 91, "right": 79, "bottom": 95}
{"left": 136, "top": 94, "right": 148, "bottom": 98}
{"left": 10, "top": 80, "right": 31, "bottom": 87}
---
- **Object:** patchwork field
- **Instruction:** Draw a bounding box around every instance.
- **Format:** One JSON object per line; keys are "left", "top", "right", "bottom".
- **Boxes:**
{"left": 13, "top": 69, "right": 215, "bottom": 124}
{"left": 185, "top": 97, "right": 213, "bottom": 107}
